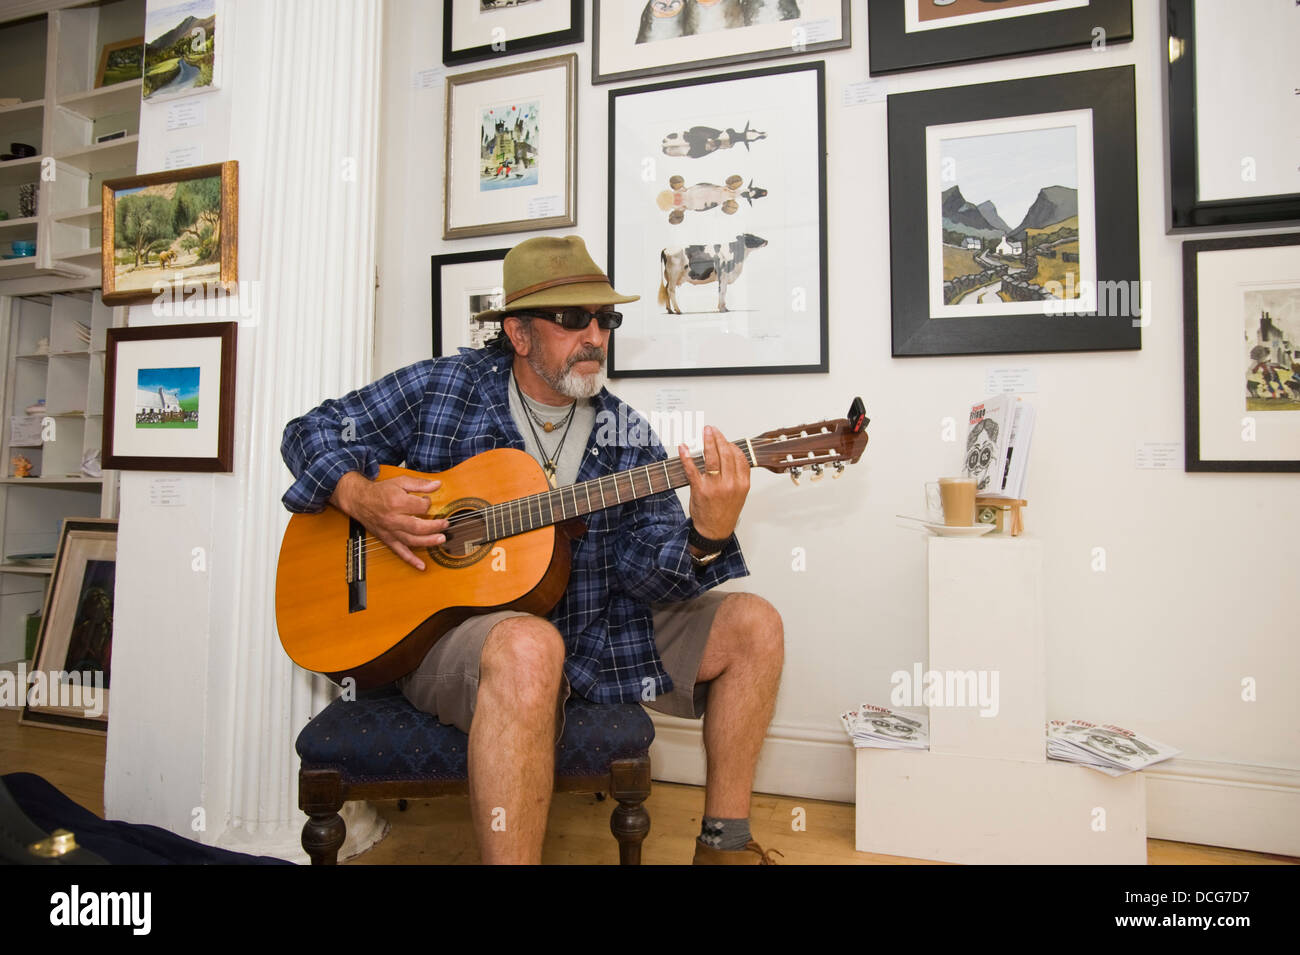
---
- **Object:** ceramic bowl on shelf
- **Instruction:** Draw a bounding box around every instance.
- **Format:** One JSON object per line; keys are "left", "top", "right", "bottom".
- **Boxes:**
{"left": 9, "top": 142, "right": 36, "bottom": 158}
{"left": 10, "top": 240, "right": 36, "bottom": 257}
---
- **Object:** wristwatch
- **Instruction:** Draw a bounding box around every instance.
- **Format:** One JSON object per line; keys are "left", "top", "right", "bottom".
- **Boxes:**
{"left": 688, "top": 520, "right": 730, "bottom": 567}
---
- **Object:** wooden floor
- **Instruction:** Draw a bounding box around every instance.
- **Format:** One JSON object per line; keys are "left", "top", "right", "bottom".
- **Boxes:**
{"left": 3, "top": 709, "right": 1295, "bottom": 865}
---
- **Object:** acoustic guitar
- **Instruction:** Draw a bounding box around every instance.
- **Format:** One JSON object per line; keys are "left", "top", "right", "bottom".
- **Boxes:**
{"left": 275, "top": 398, "right": 870, "bottom": 689}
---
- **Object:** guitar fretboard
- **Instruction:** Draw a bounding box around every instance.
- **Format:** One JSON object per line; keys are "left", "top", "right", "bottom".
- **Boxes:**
{"left": 474, "top": 439, "right": 755, "bottom": 542}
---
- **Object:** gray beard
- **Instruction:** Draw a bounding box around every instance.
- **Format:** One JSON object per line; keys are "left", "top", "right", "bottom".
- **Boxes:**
{"left": 527, "top": 351, "right": 606, "bottom": 400}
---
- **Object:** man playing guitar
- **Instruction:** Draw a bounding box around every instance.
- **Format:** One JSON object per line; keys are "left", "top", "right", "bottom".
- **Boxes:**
{"left": 281, "top": 236, "right": 784, "bottom": 864}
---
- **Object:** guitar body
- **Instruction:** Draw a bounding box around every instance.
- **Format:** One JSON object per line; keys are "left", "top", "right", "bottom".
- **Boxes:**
{"left": 275, "top": 449, "right": 573, "bottom": 689}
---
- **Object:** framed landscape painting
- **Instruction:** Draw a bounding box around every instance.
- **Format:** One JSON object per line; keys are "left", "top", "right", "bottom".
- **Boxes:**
{"left": 101, "top": 161, "right": 238, "bottom": 307}
{"left": 593, "top": 0, "right": 849, "bottom": 85}
{"left": 888, "top": 65, "right": 1140, "bottom": 357}
{"left": 869, "top": 0, "right": 1132, "bottom": 75}
{"left": 608, "top": 62, "right": 827, "bottom": 377}
{"left": 103, "top": 321, "right": 237, "bottom": 472}
{"left": 443, "top": 0, "right": 583, "bottom": 66}
{"left": 443, "top": 54, "right": 576, "bottom": 239}
{"left": 142, "top": 0, "right": 220, "bottom": 102}
{"left": 1183, "top": 233, "right": 1300, "bottom": 472}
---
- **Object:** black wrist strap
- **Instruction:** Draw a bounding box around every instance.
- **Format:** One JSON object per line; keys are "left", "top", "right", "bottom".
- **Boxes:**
{"left": 687, "top": 520, "right": 730, "bottom": 554}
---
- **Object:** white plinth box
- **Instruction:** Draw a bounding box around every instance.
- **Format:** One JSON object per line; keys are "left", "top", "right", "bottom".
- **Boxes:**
{"left": 855, "top": 536, "right": 1148, "bottom": 863}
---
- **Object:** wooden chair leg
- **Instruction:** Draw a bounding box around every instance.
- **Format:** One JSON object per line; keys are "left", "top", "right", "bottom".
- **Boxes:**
{"left": 299, "top": 768, "right": 346, "bottom": 865}
{"left": 608, "top": 757, "right": 650, "bottom": 865}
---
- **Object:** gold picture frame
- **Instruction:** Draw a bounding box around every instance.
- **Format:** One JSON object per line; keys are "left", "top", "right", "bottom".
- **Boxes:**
{"left": 95, "top": 35, "right": 145, "bottom": 88}
{"left": 100, "top": 160, "right": 238, "bottom": 307}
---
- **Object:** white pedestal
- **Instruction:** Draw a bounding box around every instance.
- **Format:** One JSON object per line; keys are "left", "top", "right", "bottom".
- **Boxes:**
{"left": 928, "top": 536, "right": 1044, "bottom": 762}
{"left": 855, "top": 749, "right": 1147, "bottom": 864}
{"left": 855, "top": 535, "right": 1149, "bottom": 864}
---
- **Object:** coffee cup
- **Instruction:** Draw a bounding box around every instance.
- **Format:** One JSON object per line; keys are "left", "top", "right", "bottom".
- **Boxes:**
{"left": 925, "top": 477, "right": 977, "bottom": 526}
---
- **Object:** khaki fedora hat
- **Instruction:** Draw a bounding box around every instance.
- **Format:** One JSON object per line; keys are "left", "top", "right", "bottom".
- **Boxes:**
{"left": 472, "top": 235, "right": 638, "bottom": 323}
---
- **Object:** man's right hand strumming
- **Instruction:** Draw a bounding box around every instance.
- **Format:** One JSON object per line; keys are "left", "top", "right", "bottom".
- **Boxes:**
{"left": 330, "top": 472, "right": 449, "bottom": 572}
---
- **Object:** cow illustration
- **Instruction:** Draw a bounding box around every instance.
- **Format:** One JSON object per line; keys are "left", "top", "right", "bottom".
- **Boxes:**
{"left": 661, "top": 122, "right": 766, "bottom": 158}
{"left": 656, "top": 175, "right": 767, "bottom": 224}
{"left": 658, "top": 234, "right": 768, "bottom": 314}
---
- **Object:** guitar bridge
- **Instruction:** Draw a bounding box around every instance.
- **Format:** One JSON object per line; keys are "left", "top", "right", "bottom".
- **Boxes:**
{"left": 346, "top": 517, "right": 367, "bottom": 613}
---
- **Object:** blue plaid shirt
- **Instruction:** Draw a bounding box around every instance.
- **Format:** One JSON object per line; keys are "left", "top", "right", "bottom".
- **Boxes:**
{"left": 280, "top": 344, "right": 749, "bottom": 703}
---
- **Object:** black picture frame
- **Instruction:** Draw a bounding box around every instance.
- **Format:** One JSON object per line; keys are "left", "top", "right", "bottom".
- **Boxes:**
{"left": 431, "top": 247, "right": 510, "bottom": 357}
{"left": 442, "top": 0, "right": 583, "bottom": 67}
{"left": 607, "top": 61, "right": 829, "bottom": 378}
{"left": 1182, "top": 232, "right": 1300, "bottom": 472}
{"left": 1165, "top": 0, "right": 1300, "bottom": 231}
{"left": 592, "top": 0, "right": 850, "bottom": 86}
{"left": 888, "top": 65, "right": 1141, "bottom": 358}
{"left": 868, "top": 0, "right": 1132, "bottom": 76}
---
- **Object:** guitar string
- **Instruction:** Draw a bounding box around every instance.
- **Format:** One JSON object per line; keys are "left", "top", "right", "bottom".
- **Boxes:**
{"left": 345, "top": 434, "right": 845, "bottom": 564}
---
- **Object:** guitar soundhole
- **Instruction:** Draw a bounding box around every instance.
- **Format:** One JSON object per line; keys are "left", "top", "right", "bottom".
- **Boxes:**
{"left": 426, "top": 498, "right": 492, "bottom": 570}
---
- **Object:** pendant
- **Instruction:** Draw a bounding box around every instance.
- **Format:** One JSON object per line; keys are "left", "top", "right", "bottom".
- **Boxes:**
{"left": 543, "top": 421, "right": 556, "bottom": 433}
{"left": 544, "top": 462, "right": 557, "bottom": 488}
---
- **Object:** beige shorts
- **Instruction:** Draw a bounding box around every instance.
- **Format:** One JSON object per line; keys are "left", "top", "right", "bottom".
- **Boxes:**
{"left": 396, "top": 590, "right": 729, "bottom": 739}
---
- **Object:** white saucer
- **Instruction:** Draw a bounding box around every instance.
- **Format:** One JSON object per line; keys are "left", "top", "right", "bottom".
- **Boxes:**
{"left": 924, "top": 521, "right": 995, "bottom": 537}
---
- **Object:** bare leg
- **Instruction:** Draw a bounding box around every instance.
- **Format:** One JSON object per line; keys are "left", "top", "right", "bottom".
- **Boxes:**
{"left": 469, "top": 616, "right": 565, "bottom": 864}
{"left": 694, "top": 593, "right": 784, "bottom": 819}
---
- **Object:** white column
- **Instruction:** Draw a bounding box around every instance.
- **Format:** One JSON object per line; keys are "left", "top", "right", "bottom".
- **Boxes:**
{"left": 104, "top": 0, "right": 387, "bottom": 860}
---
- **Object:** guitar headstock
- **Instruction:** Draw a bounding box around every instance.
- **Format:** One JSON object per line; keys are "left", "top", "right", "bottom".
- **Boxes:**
{"left": 749, "top": 397, "right": 870, "bottom": 484}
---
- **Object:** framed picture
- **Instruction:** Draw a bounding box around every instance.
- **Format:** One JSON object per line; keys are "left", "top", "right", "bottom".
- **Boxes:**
{"left": 443, "top": 0, "right": 583, "bottom": 67}
{"left": 103, "top": 321, "right": 237, "bottom": 472}
{"left": 592, "top": 0, "right": 850, "bottom": 86}
{"left": 95, "top": 36, "right": 144, "bottom": 88}
{"left": 101, "top": 160, "right": 238, "bottom": 307}
{"left": 1183, "top": 233, "right": 1300, "bottom": 472}
{"left": 608, "top": 62, "right": 827, "bottom": 378}
{"left": 20, "top": 519, "right": 117, "bottom": 735}
{"left": 868, "top": 0, "right": 1132, "bottom": 76}
{"left": 143, "top": 0, "right": 221, "bottom": 102}
{"left": 443, "top": 54, "right": 576, "bottom": 240}
{"left": 887, "top": 65, "right": 1140, "bottom": 357}
{"left": 1165, "top": 0, "right": 1300, "bottom": 230}
{"left": 431, "top": 248, "right": 510, "bottom": 356}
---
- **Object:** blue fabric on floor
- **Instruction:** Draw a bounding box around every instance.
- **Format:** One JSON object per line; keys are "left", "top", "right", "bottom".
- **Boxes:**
{"left": 2, "top": 773, "right": 294, "bottom": 865}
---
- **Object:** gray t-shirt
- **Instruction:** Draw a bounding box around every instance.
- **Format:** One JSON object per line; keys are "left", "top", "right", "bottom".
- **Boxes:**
{"left": 506, "top": 370, "right": 596, "bottom": 488}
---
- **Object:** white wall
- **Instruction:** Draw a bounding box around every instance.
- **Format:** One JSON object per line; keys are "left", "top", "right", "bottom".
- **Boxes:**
{"left": 374, "top": 2, "right": 1299, "bottom": 851}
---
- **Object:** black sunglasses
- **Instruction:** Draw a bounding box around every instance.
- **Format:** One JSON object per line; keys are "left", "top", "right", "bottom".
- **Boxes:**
{"left": 514, "top": 308, "right": 623, "bottom": 330}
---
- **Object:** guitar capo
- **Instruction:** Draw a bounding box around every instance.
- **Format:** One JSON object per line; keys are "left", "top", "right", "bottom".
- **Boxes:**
{"left": 847, "top": 396, "right": 869, "bottom": 434}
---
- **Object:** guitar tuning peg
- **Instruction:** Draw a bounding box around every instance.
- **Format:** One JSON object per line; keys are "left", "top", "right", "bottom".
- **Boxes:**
{"left": 833, "top": 461, "right": 846, "bottom": 478}
{"left": 789, "top": 466, "right": 802, "bottom": 486}
{"left": 810, "top": 462, "right": 824, "bottom": 481}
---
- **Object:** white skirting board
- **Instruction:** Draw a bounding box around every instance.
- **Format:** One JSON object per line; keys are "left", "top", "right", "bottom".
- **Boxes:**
{"left": 649, "top": 718, "right": 1300, "bottom": 858}
{"left": 856, "top": 748, "right": 1147, "bottom": 864}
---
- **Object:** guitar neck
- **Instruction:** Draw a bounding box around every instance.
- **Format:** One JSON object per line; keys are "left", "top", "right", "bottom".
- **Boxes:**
{"left": 476, "top": 439, "right": 756, "bottom": 542}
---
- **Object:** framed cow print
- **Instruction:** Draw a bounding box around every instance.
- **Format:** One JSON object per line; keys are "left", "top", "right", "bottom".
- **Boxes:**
{"left": 607, "top": 62, "right": 828, "bottom": 378}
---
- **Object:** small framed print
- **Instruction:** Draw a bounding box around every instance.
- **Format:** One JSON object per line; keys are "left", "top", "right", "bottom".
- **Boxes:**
{"left": 103, "top": 321, "right": 237, "bottom": 472}
{"left": 1183, "top": 233, "right": 1300, "bottom": 472}
{"left": 887, "top": 65, "right": 1141, "bottom": 357}
{"left": 607, "top": 62, "right": 828, "bottom": 377}
{"left": 443, "top": 0, "right": 583, "bottom": 67}
{"left": 443, "top": 54, "right": 576, "bottom": 240}
{"left": 1165, "top": 0, "right": 1300, "bottom": 230}
{"left": 868, "top": 0, "right": 1132, "bottom": 76}
{"left": 593, "top": 0, "right": 850, "bottom": 85}
{"left": 101, "top": 160, "right": 238, "bottom": 307}
{"left": 431, "top": 248, "right": 510, "bottom": 356}
{"left": 20, "top": 518, "right": 117, "bottom": 736}
{"left": 95, "top": 35, "right": 144, "bottom": 88}
{"left": 143, "top": 0, "right": 221, "bottom": 102}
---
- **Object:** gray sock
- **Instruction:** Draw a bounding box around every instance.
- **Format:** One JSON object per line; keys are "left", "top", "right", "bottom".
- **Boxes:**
{"left": 700, "top": 815, "right": 752, "bottom": 851}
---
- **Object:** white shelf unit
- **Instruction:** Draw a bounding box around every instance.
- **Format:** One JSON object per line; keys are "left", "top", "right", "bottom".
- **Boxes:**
{"left": 0, "top": 289, "right": 119, "bottom": 663}
{"left": 0, "top": 0, "right": 145, "bottom": 286}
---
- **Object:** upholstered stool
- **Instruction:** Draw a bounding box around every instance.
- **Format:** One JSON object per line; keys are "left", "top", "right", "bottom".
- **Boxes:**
{"left": 295, "top": 684, "right": 654, "bottom": 864}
